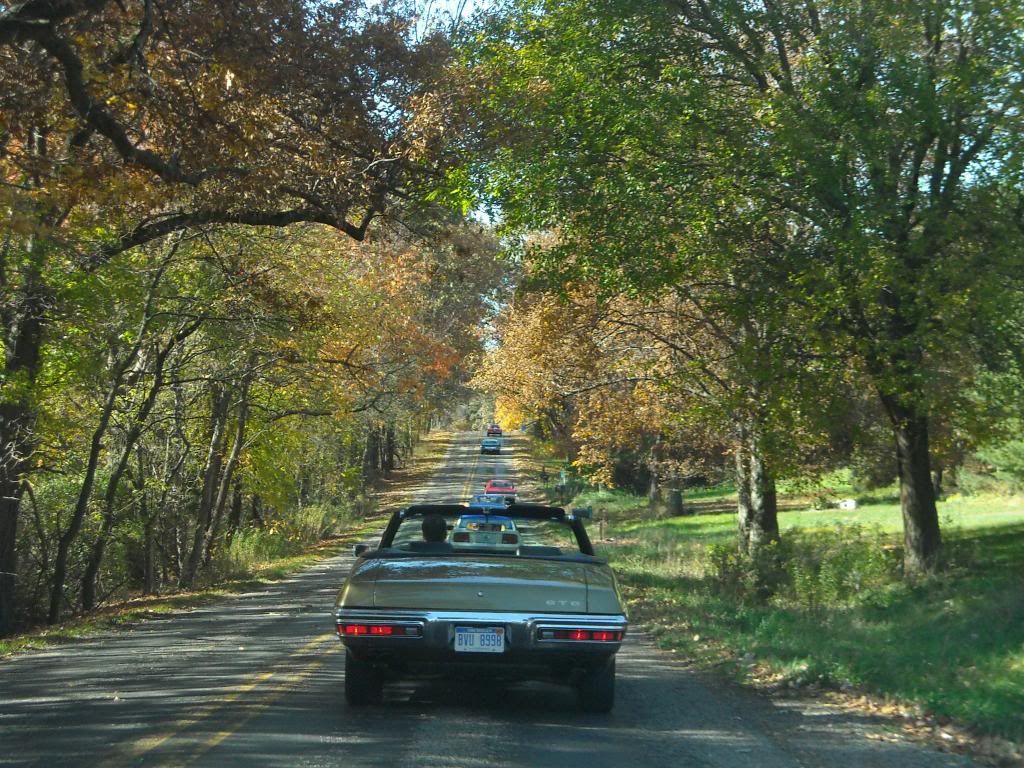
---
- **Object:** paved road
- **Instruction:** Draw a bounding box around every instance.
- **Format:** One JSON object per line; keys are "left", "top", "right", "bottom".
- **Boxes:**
{"left": 0, "top": 432, "right": 976, "bottom": 767}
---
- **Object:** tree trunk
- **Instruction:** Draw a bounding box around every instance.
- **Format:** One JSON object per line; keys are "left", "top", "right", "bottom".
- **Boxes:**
{"left": 226, "top": 477, "right": 244, "bottom": 545}
{"left": 0, "top": 407, "right": 33, "bottom": 636}
{"left": 735, "top": 424, "right": 780, "bottom": 554}
{"left": 249, "top": 494, "right": 264, "bottom": 527}
{"left": 363, "top": 425, "right": 380, "bottom": 483}
{"left": 52, "top": 255, "right": 186, "bottom": 619}
{"left": 136, "top": 417, "right": 159, "bottom": 595}
{"left": 180, "top": 383, "right": 231, "bottom": 589}
{"left": 882, "top": 396, "right": 942, "bottom": 575}
{"left": 647, "top": 473, "right": 660, "bottom": 505}
{"left": 202, "top": 368, "right": 253, "bottom": 566}
{"left": 49, "top": 364, "right": 125, "bottom": 623}
{"left": 384, "top": 424, "right": 397, "bottom": 474}
{"left": 0, "top": 235, "right": 48, "bottom": 635}
{"left": 80, "top": 327, "right": 192, "bottom": 610}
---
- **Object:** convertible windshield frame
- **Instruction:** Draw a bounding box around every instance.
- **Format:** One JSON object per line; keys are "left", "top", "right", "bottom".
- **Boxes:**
{"left": 376, "top": 503, "right": 595, "bottom": 556}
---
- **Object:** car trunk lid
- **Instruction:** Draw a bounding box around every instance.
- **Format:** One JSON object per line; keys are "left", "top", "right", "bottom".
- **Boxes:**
{"left": 371, "top": 556, "right": 590, "bottom": 612}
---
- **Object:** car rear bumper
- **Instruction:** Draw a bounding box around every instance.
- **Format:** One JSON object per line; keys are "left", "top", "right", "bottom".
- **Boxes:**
{"left": 335, "top": 608, "right": 627, "bottom": 672}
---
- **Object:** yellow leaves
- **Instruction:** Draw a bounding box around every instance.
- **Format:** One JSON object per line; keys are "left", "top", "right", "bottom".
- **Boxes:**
{"left": 478, "top": 283, "right": 733, "bottom": 483}
{"left": 495, "top": 397, "right": 528, "bottom": 431}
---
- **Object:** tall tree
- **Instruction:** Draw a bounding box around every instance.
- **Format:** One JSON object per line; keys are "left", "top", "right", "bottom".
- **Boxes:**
{"left": 466, "top": 0, "right": 1024, "bottom": 574}
{"left": 0, "top": 0, "right": 456, "bottom": 633}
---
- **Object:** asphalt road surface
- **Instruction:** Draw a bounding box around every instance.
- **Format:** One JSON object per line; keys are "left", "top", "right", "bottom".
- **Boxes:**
{"left": 0, "top": 432, "right": 978, "bottom": 767}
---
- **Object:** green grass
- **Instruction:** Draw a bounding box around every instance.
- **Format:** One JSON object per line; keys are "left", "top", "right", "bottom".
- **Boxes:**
{"left": 592, "top": 488, "right": 1024, "bottom": 743}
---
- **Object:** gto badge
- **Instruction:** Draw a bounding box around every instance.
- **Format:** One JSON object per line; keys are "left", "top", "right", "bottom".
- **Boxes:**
{"left": 546, "top": 599, "right": 582, "bottom": 607}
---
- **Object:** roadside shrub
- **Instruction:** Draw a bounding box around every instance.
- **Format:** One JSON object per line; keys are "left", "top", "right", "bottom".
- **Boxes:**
{"left": 206, "top": 500, "right": 359, "bottom": 582}
{"left": 704, "top": 525, "right": 898, "bottom": 610}
{"left": 975, "top": 435, "right": 1024, "bottom": 493}
{"left": 280, "top": 502, "right": 355, "bottom": 544}
{"left": 216, "top": 528, "right": 299, "bottom": 580}
{"left": 706, "top": 540, "right": 788, "bottom": 602}
{"left": 777, "top": 525, "right": 898, "bottom": 612}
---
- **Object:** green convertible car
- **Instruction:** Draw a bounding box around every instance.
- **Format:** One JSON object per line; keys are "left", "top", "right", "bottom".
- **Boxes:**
{"left": 334, "top": 503, "right": 628, "bottom": 712}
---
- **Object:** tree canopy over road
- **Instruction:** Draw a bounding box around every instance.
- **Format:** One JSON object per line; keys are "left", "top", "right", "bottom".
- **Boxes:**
{"left": 0, "top": 0, "right": 498, "bottom": 634}
{"left": 2, "top": 0, "right": 1023, "bottom": 638}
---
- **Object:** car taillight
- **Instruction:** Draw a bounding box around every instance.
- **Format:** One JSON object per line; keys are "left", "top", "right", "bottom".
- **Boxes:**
{"left": 501, "top": 534, "right": 518, "bottom": 544}
{"left": 538, "top": 628, "right": 623, "bottom": 642}
{"left": 338, "top": 623, "right": 391, "bottom": 635}
{"left": 337, "top": 623, "right": 422, "bottom": 638}
{"left": 453, "top": 532, "right": 470, "bottom": 542}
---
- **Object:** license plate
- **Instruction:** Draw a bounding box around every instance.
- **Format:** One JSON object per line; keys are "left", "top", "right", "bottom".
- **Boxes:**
{"left": 454, "top": 626, "right": 505, "bottom": 653}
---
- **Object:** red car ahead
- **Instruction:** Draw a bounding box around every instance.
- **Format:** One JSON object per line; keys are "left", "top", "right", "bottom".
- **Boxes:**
{"left": 486, "top": 424, "right": 502, "bottom": 437}
{"left": 484, "top": 479, "right": 517, "bottom": 495}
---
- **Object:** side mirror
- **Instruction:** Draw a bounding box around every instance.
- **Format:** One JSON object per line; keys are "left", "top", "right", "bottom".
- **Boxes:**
{"left": 353, "top": 543, "right": 369, "bottom": 557}
{"left": 571, "top": 506, "right": 593, "bottom": 519}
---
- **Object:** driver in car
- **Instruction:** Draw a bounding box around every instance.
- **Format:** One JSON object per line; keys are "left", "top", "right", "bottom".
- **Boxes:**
{"left": 422, "top": 513, "right": 447, "bottom": 543}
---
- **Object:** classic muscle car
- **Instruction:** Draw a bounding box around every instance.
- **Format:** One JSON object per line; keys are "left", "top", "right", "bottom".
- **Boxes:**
{"left": 334, "top": 503, "right": 628, "bottom": 712}
{"left": 449, "top": 514, "right": 520, "bottom": 552}
{"left": 483, "top": 478, "right": 517, "bottom": 495}
{"left": 468, "top": 493, "right": 513, "bottom": 511}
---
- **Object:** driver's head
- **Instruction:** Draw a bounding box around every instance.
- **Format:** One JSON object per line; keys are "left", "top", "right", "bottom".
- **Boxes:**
{"left": 421, "top": 513, "right": 447, "bottom": 542}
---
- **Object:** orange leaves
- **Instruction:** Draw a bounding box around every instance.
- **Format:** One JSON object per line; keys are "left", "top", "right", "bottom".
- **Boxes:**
{"left": 475, "top": 283, "right": 738, "bottom": 483}
{"left": 1, "top": 0, "right": 460, "bottom": 260}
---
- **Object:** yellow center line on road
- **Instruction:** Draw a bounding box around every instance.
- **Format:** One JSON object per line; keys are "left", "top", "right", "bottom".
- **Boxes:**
{"left": 99, "top": 631, "right": 337, "bottom": 768}
{"left": 181, "top": 646, "right": 339, "bottom": 766}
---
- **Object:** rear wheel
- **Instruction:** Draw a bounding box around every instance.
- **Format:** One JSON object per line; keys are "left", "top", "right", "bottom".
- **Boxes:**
{"left": 345, "top": 650, "right": 382, "bottom": 706}
{"left": 577, "top": 657, "right": 615, "bottom": 713}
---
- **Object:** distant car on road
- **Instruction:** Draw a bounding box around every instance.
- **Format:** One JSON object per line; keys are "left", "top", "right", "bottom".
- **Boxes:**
{"left": 449, "top": 514, "right": 520, "bottom": 552}
{"left": 335, "top": 503, "right": 627, "bottom": 712}
{"left": 484, "top": 478, "right": 517, "bottom": 495}
{"left": 469, "top": 493, "right": 512, "bottom": 511}
{"left": 486, "top": 423, "right": 502, "bottom": 437}
{"left": 480, "top": 437, "right": 501, "bottom": 455}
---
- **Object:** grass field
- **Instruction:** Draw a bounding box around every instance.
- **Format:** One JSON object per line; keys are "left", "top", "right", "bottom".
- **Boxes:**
{"left": 573, "top": 485, "right": 1024, "bottom": 746}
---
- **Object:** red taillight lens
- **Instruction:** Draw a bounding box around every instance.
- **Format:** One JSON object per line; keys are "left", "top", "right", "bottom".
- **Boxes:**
{"left": 338, "top": 624, "right": 395, "bottom": 636}
{"left": 501, "top": 534, "right": 518, "bottom": 544}
{"left": 337, "top": 623, "right": 422, "bottom": 638}
{"left": 542, "top": 628, "right": 623, "bottom": 642}
{"left": 453, "top": 532, "right": 470, "bottom": 542}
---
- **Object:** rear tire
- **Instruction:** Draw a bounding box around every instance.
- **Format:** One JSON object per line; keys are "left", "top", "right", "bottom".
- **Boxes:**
{"left": 345, "top": 650, "right": 382, "bottom": 706}
{"left": 577, "top": 657, "right": 615, "bottom": 713}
